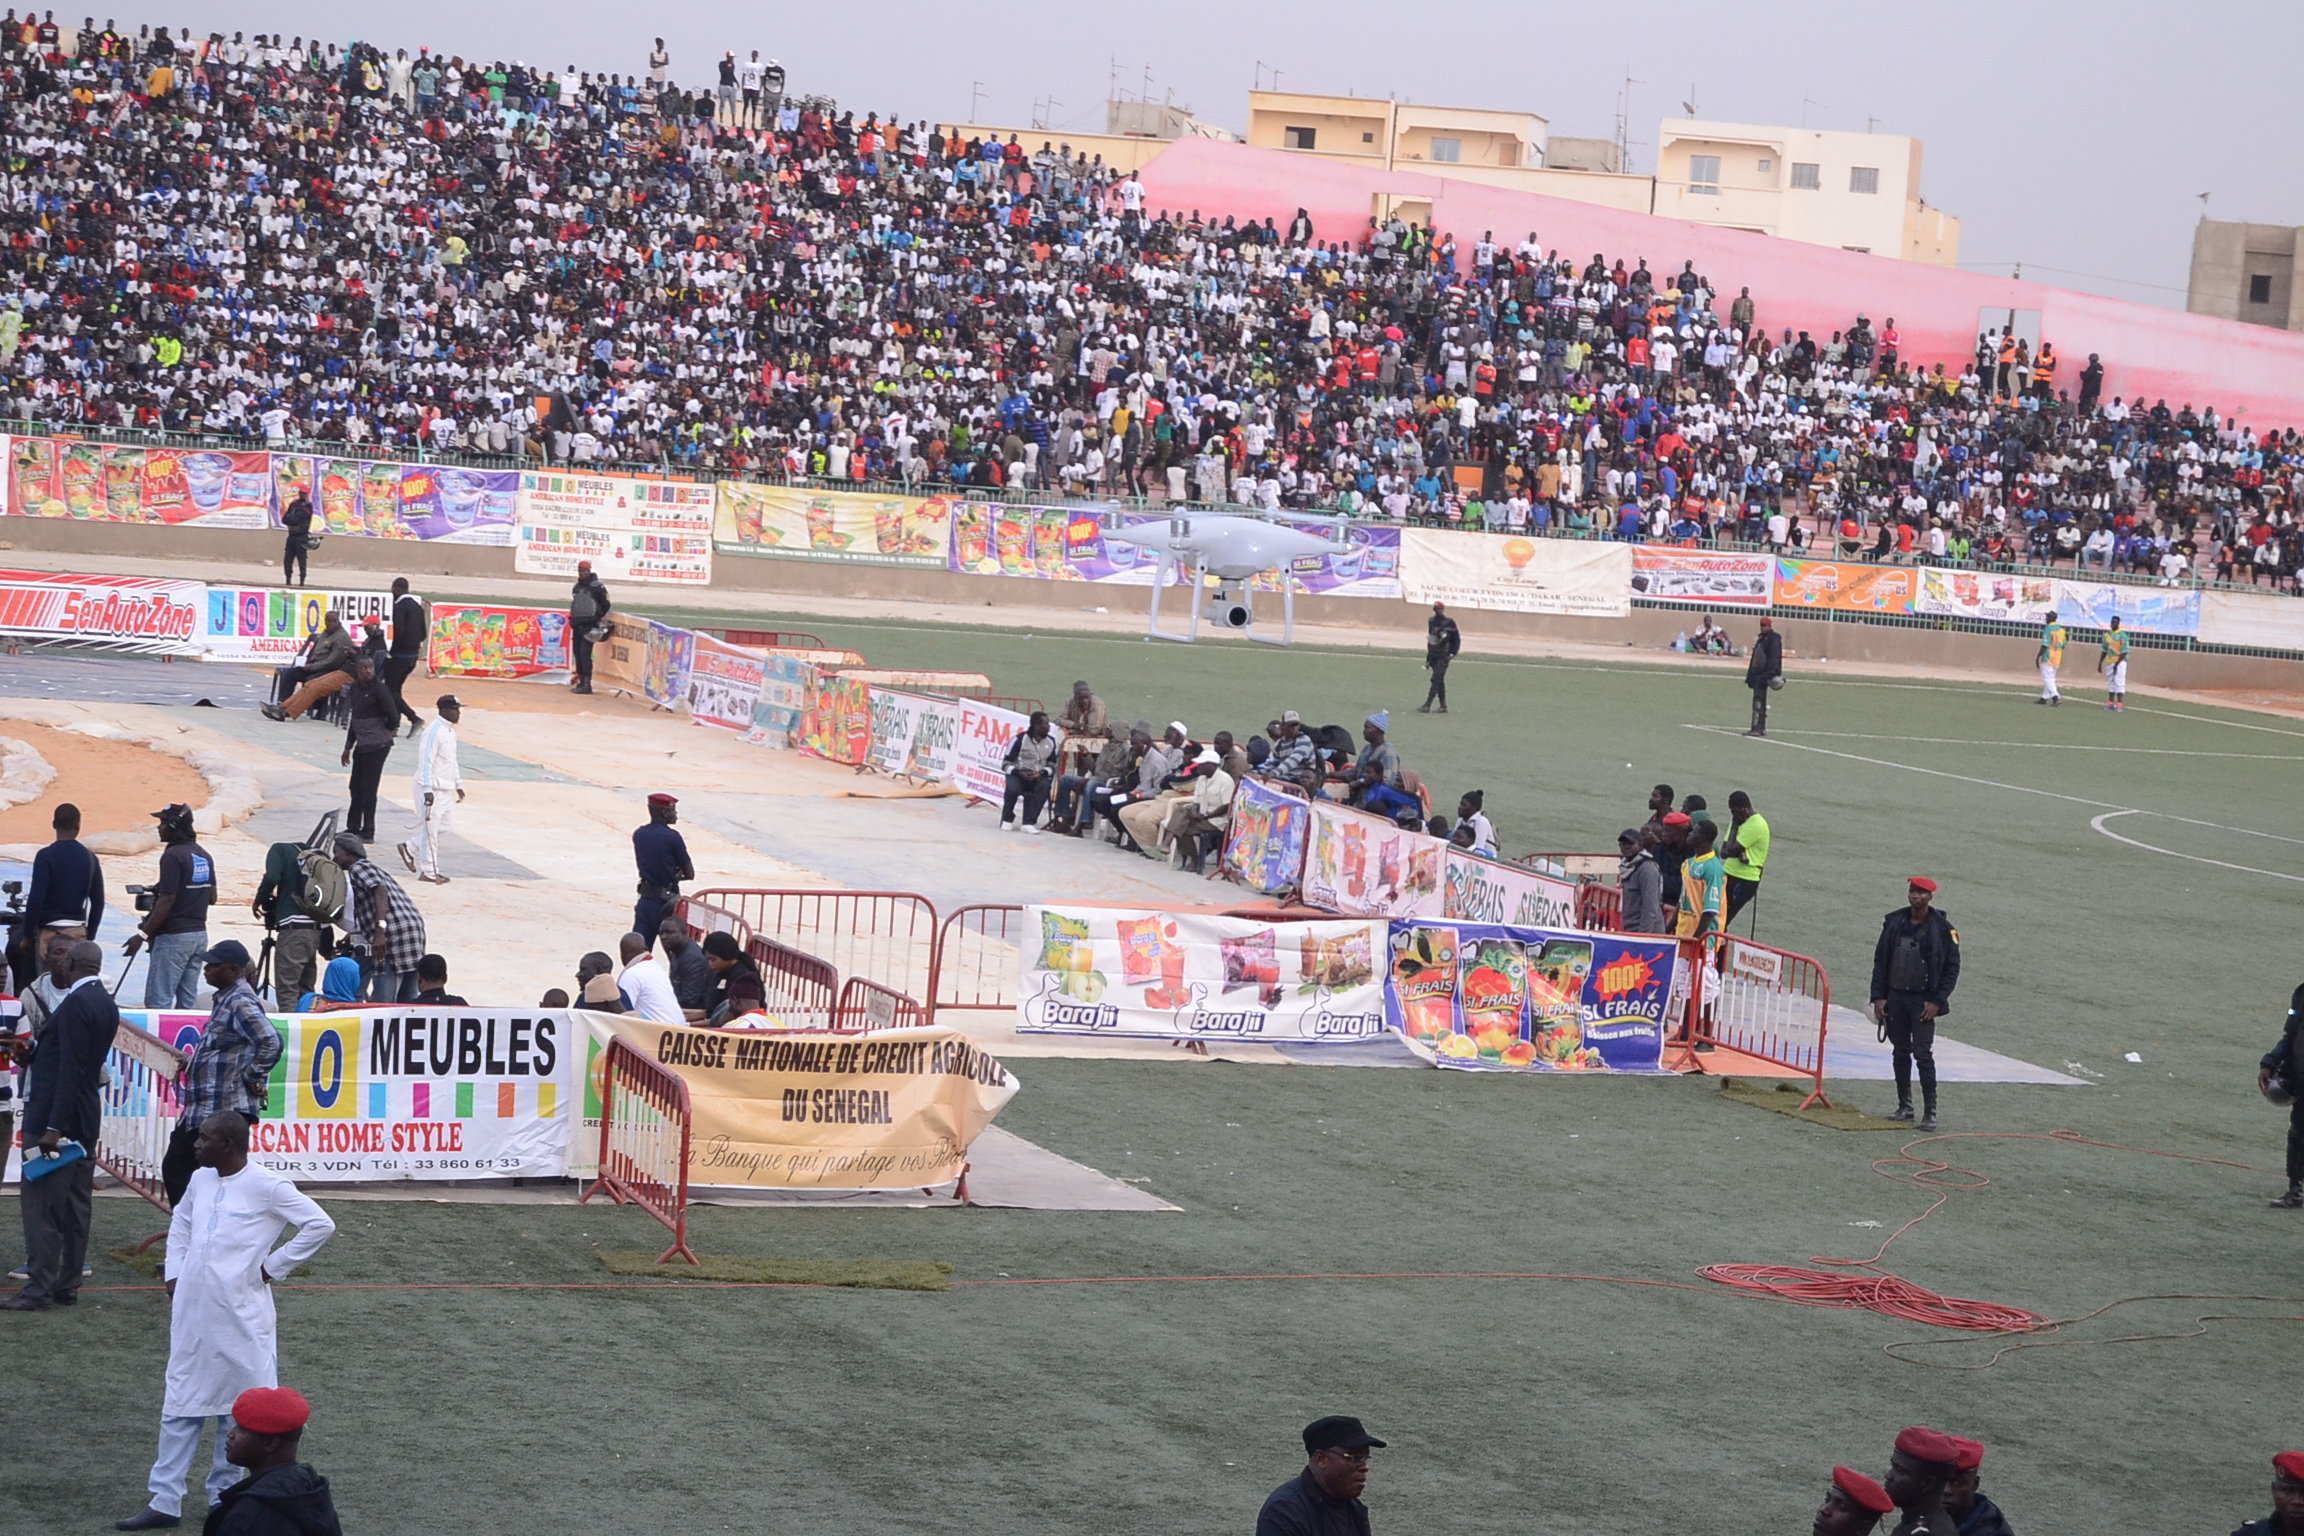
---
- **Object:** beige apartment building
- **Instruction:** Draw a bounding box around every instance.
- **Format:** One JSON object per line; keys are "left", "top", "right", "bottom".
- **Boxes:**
{"left": 2187, "top": 220, "right": 2304, "bottom": 330}
{"left": 1651, "top": 119, "right": 1960, "bottom": 265}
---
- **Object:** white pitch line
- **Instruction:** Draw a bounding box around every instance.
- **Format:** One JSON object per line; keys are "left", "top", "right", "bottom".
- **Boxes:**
{"left": 2122, "top": 706, "right": 2304, "bottom": 740}
{"left": 1760, "top": 730, "right": 2304, "bottom": 761}
{"left": 1684, "top": 724, "right": 2304, "bottom": 849}
{"left": 2090, "top": 811, "right": 2304, "bottom": 883}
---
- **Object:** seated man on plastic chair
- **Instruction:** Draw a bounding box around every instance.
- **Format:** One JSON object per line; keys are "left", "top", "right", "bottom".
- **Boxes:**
{"left": 1338, "top": 713, "right": 1420, "bottom": 823}
{"left": 262, "top": 609, "right": 358, "bottom": 722}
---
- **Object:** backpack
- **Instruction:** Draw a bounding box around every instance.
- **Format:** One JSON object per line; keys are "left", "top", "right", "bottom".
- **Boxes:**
{"left": 296, "top": 848, "right": 346, "bottom": 926}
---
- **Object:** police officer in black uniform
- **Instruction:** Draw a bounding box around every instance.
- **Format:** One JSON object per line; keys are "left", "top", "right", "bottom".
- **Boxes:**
{"left": 1869, "top": 877, "right": 1961, "bottom": 1131}
{"left": 2233, "top": 1451, "right": 2304, "bottom": 1536}
{"left": 1418, "top": 601, "right": 1459, "bottom": 714}
{"left": 2261, "top": 984, "right": 2304, "bottom": 1208}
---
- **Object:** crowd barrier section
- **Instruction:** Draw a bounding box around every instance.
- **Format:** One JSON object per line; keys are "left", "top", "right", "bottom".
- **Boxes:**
{"left": 1577, "top": 883, "right": 1624, "bottom": 933}
{"left": 932, "top": 903, "right": 1026, "bottom": 1026}
{"left": 1667, "top": 933, "right": 1832, "bottom": 1109}
{"left": 721, "top": 629, "right": 828, "bottom": 650}
{"left": 674, "top": 895, "right": 755, "bottom": 951}
{"left": 748, "top": 935, "right": 840, "bottom": 1029}
{"left": 578, "top": 1037, "right": 697, "bottom": 1266}
{"left": 95, "top": 1019, "right": 184, "bottom": 1248}
{"left": 831, "top": 976, "right": 929, "bottom": 1033}
{"left": 689, "top": 888, "right": 940, "bottom": 1004}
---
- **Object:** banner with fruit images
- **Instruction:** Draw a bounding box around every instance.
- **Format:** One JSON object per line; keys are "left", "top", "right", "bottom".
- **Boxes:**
{"left": 715, "top": 480, "right": 954, "bottom": 568}
{"left": 1385, "top": 922, "right": 1680, "bottom": 1073}
{"left": 1017, "top": 905, "right": 1389, "bottom": 1044}
{"left": 1302, "top": 799, "right": 1446, "bottom": 919}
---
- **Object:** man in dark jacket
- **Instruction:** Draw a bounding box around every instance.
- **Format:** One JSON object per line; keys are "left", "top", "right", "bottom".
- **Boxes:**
{"left": 9, "top": 801, "right": 102, "bottom": 990}
{"left": 2232, "top": 1451, "right": 2304, "bottom": 1536}
{"left": 2, "top": 939, "right": 116, "bottom": 1311}
{"left": 1943, "top": 1437, "right": 2015, "bottom": 1536}
{"left": 568, "top": 561, "right": 611, "bottom": 695}
{"left": 2261, "top": 983, "right": 2304, "bottom": 1208}
{"left": 188, "top": 1386, "right": 342, "bottom": 1536}
{"left": 1418, "top": 601, "right": 1460, "bottom": 714}
{"left": 1257, "top": 1416, "right": 1384, "bottom": 1536}
{"left": 279, "top": 492, "right": 314, "bottom": 588}
{"left": 1869, "top": 877, "right": 1962, "bottom": 1130}
{"left": 339, "top": 658, "right": 400, "bottom": 844}
{"left": 384, "top": 577, "right": 426, "bottom": 735}
{"left": 1744, "top": 615, "right": 1784, "bottom": 736}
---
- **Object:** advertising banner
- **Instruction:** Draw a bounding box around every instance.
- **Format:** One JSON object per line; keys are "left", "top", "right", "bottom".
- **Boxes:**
{"left": 424, "top": 604, "right": 568, "bottom": 679}
{"left": 1399, "top": 530, "right": 1632, "bottom": 616}
{"left": 863, "top": 687, "right": 930, "bottom": 775}
{"left": 798, "top": 669, "right": 875, "bottom": 765}
{"left": 126, "top": 1007, "right": 579, "bottom": 1180}
{"left": 271, "top": 455, "right": 519, "bottom": 544}
{"left": 2200, "top": 589, "right": 2304, "bottom": 653}
{"left": 743, "top": 655, "right": 814, "bottom": 749}
{"left": 590, "top": 611, "right": 653, "bottom": 694}
{"left": 715, "top": 481, "right": 954, "bottom": 567}
{"left": 1220, "top": 778, "right": 1314, "bottom": 896}
{"left": 7, "top": 440, "right": 277, "bottom": 527}
{"left": 642, "top": 620, "right": 696, "bottom": 709}
{"left": 577, "top": 1016, "right": 1016, "bottom": 1191}
{"left": 1302, "top": 800, "right": 1445, "bottom": 919}
{"left": 201, "top": 586, "right": 393, "bottom": 665}
{"left": 1772, "top": 559, "right": 1917, "bottom": 614}
{"left": 0, "top": 569, "right": 202, "bottom": 653}
{"left": 2052, "top": 579, "right": 2201, "bottom": 638}
{"left": 951, "top": 698, "right": 1053, "bottom": 802}
{"left": 1384, "top": 924, "right": 1680, "bottom": 1073}
{"left": 517, "top": 471, "right": 714, "bottom": 584}
{"left": 687, "top": 633, "right": 768, "bottom": 731}
{"left": 899, "top": 695, "right": 963, "bottom": 782}
{"left": 1440, "top": 851, "right": 1579, "bottom": 930}
{"left": 948, "top": 504, "right": 1405, "bottom": 599}
{"left": 1629, "top": 547, "right": 1773, "bottom": 608}
{"left": 1017, "top": 906, "right": 1389, "bottom": 1043}
{"left": 1915, "top": 567, "right": 2056, "bottom": 625}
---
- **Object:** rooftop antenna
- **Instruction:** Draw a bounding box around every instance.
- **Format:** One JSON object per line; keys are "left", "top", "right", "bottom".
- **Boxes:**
{"left": 1801, "top": 95, "right": 1824, "bottom": 128}
{"left": 1681, "top": 84, "right": 1696, "bottom": 117}
{"left": 970, "top": 80, "right": 986, "bottom": 122}
{"left": 1866, "top": 114, "right": 1881, "bottom": 133}
{"left": 1614, "top": 67, "right": 1643, "bottom": 174}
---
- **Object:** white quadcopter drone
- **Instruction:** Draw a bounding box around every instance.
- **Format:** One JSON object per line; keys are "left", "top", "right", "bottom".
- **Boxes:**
{"left": 1137, "top": 511, "right": 1353, "bottom": 645}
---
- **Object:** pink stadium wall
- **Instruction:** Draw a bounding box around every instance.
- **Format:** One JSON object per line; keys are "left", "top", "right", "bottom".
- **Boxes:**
{"left": 1135, "top": 139, "right": 2304, "bottom": 432}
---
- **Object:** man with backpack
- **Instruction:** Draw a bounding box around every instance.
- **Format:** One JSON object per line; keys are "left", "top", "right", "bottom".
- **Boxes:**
{"left": 252, "top": 838, "right": 344, "bottom": 1013}
{"left": 568, "top": 562, "right": 611, "bottom": 695}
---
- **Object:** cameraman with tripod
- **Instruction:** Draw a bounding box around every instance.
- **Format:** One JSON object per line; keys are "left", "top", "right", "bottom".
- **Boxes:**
{"left": 2262, "top": 982, "right": 2304, "bottom": 1209}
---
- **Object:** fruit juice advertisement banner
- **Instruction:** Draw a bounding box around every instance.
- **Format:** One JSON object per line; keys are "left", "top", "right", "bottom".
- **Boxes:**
{"left": 8, "top": 439, "right": 277, "bottom": 528}
{"left": 687, "top": 632, "right": 768, "bottom": 732}
{"left": 271, "top": 455, "right": 518, "bottom": 543}
{"left": 743, "top": 655, "right": 814, "bottom": 749}
{"left": 1772, "top": 559, "right": 1917, "bottom": 614}
{"left": 947, "top": 503, "right": 1403, "bottom": 598}
{"left": 1017, "top": 906, "right": 1389, "bottom": 1043}
{"left": 797, "top": 669, "right": 875, "bottom": 765}
{"left": 425, "top": 604, "right": 569, "bottom": 678}
{"left": 715, "top": 480, "right": 954, "bottom": 568}
{"left": 1302, "top": 800, "right": 1446, "bottom": 919}
{"left": 1385, "top": 923, "right": 1680, "bottom": 1073}
{"left": 1914, "top": 567, "right": 2056, "bottom": 625}
{"left": 204, "top": 586, "right": 393, "bottom": 664}
{"left": 641, "top": 620, "right": 696, "bottom": 709}
{"left": 1399, "top": 529, "right": 1632, "bottom": 616}
{"left": 1219, "top": 778, "right": 1313, "bottom": 897}
{"left": 1629, "top": 547, "right": 1773, "bottom": 608}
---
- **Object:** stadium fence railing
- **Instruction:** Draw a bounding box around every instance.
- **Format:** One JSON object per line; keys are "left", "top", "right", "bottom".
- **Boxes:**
{"left": 579, "top": 1036, "right": 697, "bottom": 1266}
{"left": 95, "top": 1018, "right": 185, "bottom": 1251}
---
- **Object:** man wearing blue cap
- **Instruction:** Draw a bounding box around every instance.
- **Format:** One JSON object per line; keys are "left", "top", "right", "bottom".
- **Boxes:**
{"left": 1258, "top": 1415, "right": 1384, "bottom": 1535}
{"left": 160, "top": 939, "right": 281, "bottom": 1207}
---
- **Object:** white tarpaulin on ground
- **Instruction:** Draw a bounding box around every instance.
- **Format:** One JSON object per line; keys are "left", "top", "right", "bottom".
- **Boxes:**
{"left": 1400, "top": 531, "right": 1632, "bottom": 616}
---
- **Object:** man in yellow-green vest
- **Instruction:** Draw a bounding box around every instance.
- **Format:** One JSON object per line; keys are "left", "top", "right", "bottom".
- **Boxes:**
{"left": 1722, "top": 789, "right": 1769, "bottom": 925}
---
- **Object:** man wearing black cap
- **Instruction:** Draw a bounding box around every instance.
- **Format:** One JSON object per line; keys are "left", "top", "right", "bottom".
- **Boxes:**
{"left": 1257, "top": 1415, "right": 1384, "bottom": 1536}
{"left": 633, "top": 793, "right": 694, "bottom": 951}
{"left": 1418, "top": 601, "right": 1458, "bottom": 714}
{"left": 1869, "top": 878, "right": 1961, "bottom": 1130}
{"left": 569, "top": 560, "right": 612, "bottom": 695}
{"left": 161, "top": 938, "right": 281, "bottom": 1206}
{"left": 123, "top": 803, "right": 215, "bottom": 1009}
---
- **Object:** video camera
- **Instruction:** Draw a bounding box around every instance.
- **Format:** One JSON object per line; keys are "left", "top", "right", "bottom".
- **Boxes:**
{"left": 127, "top": 883, "right": 155, "bottom": 914}
{"left": 0, "top": 879, "right": 22, "bottom": 925}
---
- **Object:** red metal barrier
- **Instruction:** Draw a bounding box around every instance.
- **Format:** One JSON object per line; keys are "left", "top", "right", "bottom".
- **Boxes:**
{"left": 1667, "top": 933, "right": 1832, "bottom": 1109}
{"left": 1577, "top": 883, "right": 1624, "bottom": 933}
{"left": 689, "top": 889, "right": 939, "bottom": 1003}
{"left": 674, "top": 895, "right": 755, "bottom": 950}
{"left": 579, "top": 1037, "right": 697, "bottom": 1265}
{"left": 932, "top": 903, "right": 1025, "bottom": 1025}
{"left": 832, "top": 976, "right": 928, "bottom": 1033}
{"left": 721, "top": 629, "right": 827, "bottom": 650}
{"left": 96, "top": 1019, "right": 184, "bottom": 1248}
{"left": 748, "top": 935, "right": 840, "bottom": 1029}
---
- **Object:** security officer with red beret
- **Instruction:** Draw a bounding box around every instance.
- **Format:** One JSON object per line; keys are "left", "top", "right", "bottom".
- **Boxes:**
{"left": 2233, "top": 1451, "right": 2304, "bottom": 1536}
{"left": 2260, "top": 984, "right": 2304, "bottom": 1209}
{"left": 1815, "top": 1466, "right": 1897, "bottom": 1536}
{"left": 1943, "top": 1436, "right": 2015, "bottom": 1536}
{"left": 1869, "top": 879, "right": 1961, "bottom": 1131}
{"left": 1883, "top": 1426, "right": 1963, "bottom": 1536}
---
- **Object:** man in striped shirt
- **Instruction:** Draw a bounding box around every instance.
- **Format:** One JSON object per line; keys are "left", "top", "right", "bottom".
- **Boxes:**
{"left": 162, "top": 939, "right": 280, "bottom": 1206}
{"left": 330, "top": 834, "right": 427, "bottom": 1004}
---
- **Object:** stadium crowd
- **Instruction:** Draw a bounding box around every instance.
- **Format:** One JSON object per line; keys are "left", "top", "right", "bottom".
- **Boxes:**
{"left": 0, "top": 18, "right": 2297, "bottom": 589}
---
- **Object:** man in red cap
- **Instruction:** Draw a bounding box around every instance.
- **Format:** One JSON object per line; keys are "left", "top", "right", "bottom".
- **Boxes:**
{"left": 632, "top": 792, "right": 694, "bottom": 951}
{"left": 1744, "top": 614, "right": 1784, "bottom": 736}
{"left": 1816, "top": 1466, "right": 1897, "bottom": 1536}
{"left": 567, "top": 558, "right": 611, "bottom": 695}
{"left": 2233, "top": 1452, "right": 2304, "bottom": 1536}
{"left": 1868, "top": 878, "right": 1962, "bottom": 1130}
{"left": 1943, "top": 1436, "right": 2014, "bottom": 1536}
{"left": 197, "top": 1387, "right": 341, "bottom": 1535}
{"left": 1883, "top": 1427, "right": 1963, "bottom": 1536}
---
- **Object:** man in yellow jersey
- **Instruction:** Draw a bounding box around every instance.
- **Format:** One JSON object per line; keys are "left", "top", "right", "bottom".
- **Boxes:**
{"left": 2034, "top": 610, "right": 2066, "bottom": 706}
{"left": 1678, "top": 820, "right": 1726, "bottom": 940}
{"left": 2097, "top": 615, "right": 2129, "bottom": 712}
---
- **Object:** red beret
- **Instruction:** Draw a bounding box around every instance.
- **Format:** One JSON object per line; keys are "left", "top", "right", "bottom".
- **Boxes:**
{"left": 1834, "top": 1466, "right": 1896, "bottom": 1515}
{"left": 1662, "top": 811, "right": 1692, "bottom": 827}
{"left": 2275, "top": 1452, "right": 2304, "bottom": 1482}
{"left": 232, "top": 1386, "right": 310, "bottom": 1436}
{"left": 647, "top": 793, "right": 678, "bottom": 808}
{"left": 1895, "top": 1426, "right": 1962, "bottom": 1467}
{"left": 1949, "top": 1437, "right": 1985, "bottom": 1472}
{"left": 1907, "top": 877, "right": 1938, "bottom": 892}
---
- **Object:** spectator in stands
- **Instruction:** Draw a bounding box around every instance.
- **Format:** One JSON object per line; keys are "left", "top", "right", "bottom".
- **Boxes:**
{"left": 1083, "top": 720, "right": 1155, "bottom": 843}
{"left": 1259, "top": 711, "right": 1317, "bottom": 788}
{"left": 658, "top": 918, "right": 711, "bottom": 1018}
{"left": 413, "top": 953, "right": 465, "bottom": 1006}
{"left": 1456, "top": 791, "right": 1496, "bottom": 857}
{"left": 1341, "top": 713, "right": 1417, "bottom": 822}
{"left": 699, "top": 929, "right": 765, "bottom": 1024}
{"left": 1115, "top": 723, "right": 1193, "bottom": 853}
{"left": 1054, "top": 726, "right": 1136, "bottom": 837}
{"left": 617, "top": 930, "right": 682, "bottom": 1024}
{"left": 1055, "top": 680, "right": 1108, "bottom": 737}
{"left": 1617, "top": 828, "right": 1663, "bottom": 933}
{"left": 1161, "top": 748, "right": 1235, "bottom": 874}
{"left": 998, "top": 710, "right": 1059, "bottom": 832}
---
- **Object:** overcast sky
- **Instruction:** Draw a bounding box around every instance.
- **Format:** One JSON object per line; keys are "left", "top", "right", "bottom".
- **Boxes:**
{"left": 155, "top": 0, "right": 2304, "bottom": 309}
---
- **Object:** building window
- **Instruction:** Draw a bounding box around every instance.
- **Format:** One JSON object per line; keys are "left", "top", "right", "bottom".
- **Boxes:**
{"left": 1428, "top": 137, "right": 1461, "bottom": 163}
{"left": 1361, "top": 131, "right": 1374, "bottom": 143}
{"left": 2251, "top": 274, "right": 2275, "bottom": 304}
{"left": 1688, "top": 154, "right": 1720, "bottom": 193}
{"left": 1849, "top": 166, "right": 1879, "bottom": 194}
{"left": 1756, "top": 157, "right": 1772, "bottom": 173}
{"left": 1790, "top": 162, "right": 1820, "bottom": 190}
{"left": 1283, "top": 125, "right": 1316, "bottom": 150}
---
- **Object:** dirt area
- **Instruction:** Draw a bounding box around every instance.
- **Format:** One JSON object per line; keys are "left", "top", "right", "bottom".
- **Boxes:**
{"left": 394, "top": 673, "right": 670, "bottom": 718}
{"left": 0, "top": 720, "right": 207, "bottom": 842}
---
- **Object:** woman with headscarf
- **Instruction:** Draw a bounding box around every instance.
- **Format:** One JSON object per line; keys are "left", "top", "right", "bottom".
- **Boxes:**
{"left": 300, "top": 956, "right": 364, "bottom": 1013}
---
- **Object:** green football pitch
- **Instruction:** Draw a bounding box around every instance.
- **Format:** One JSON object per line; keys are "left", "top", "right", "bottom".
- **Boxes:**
{"left": 13, "top": 618, "right": 2304, "bottom": 1533}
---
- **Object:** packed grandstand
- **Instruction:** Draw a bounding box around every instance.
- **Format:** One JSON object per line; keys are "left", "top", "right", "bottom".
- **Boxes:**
{"left": 0, "top": 19, "right": 2297, "bottom": 590}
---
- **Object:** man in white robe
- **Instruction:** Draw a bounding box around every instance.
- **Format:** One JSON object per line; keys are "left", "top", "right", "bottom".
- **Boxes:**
{"left": 116, "top": 1112, "right": 334, "bottom": 1530}
{"left": 397, "top": 694, "right": 464, "bottom": 885}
